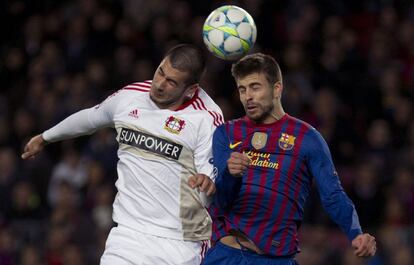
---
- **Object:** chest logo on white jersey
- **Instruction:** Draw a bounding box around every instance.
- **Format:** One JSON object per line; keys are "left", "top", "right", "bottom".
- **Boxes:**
{"left": 119, "top": 128, "right": 183, "bottom": 160}
{"left": 164, "top": 116, "right": 186, "bottom": 134}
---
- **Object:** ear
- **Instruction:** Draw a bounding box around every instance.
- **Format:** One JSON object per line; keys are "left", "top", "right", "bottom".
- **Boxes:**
{"left": 273, "top": 81, "right": 283, "bottom": 99}
{"left": 185, "top": 83, "right": 198, "bottom": 98}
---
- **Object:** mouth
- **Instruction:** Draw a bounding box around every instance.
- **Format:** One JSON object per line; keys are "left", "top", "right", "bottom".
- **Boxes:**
{"left": 246, "top": 104, "right": 258, "bottom": 112}
{"left": 154, "top": 91, "right": 164, "bottom": 97}
{"left": 151, "top": 88, "right": 164, "bottom": 98}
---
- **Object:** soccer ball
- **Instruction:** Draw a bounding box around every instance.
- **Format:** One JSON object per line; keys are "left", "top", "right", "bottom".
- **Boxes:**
{"left": 203, "top": 5, "right": 257, "bottom": 61}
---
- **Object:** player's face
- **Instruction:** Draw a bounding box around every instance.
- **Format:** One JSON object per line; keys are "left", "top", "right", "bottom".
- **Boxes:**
{"left": 150, "top": 57, "right": 194, "bottom": 110}
{"left": 237, "top": 72, "right": 277, "bottom": 123}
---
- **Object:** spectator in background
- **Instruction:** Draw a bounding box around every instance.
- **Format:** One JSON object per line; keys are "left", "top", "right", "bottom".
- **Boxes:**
{"left": 19, "top": 244, "right": 43, "bottom": 265}
{"left": 47, "top": 149, "right": 87, "bottom": 207}
{"left": 8, "top": 181, "right": 42, "bottom": 220}
{"left": 0, "top": 226, "right": 16, "bottom": 265}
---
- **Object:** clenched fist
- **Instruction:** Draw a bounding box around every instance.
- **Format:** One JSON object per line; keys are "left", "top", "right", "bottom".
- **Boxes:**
{"left": 352, "top": 233, "right": 377, "bottom": 257}
{"left": 227, "top": 152, "right": 251, "bottom": 177}
{"left": 188, "top": 174, "right": 216, "bottom": 196}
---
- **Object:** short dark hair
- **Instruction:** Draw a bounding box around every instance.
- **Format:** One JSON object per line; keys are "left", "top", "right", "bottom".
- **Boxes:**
{"left": 231, "top": 53, "right": 282, "bottom": 85}
{"left": 164, "top": 44, "right": 206, "bottom": 86}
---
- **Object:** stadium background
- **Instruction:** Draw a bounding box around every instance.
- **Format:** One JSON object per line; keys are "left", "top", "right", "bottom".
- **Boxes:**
{"left": 0, "top": 0, "right": 413, "bottom": 264}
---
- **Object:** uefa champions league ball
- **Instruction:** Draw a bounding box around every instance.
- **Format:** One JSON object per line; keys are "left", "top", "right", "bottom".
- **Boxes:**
{"left": 203, "top": 5, "right": 257, "bottom": 60}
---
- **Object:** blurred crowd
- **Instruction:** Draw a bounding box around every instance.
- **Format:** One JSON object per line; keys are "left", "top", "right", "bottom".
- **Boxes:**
{"left": 0, "top": 0, "right": 413, "bottom": 264}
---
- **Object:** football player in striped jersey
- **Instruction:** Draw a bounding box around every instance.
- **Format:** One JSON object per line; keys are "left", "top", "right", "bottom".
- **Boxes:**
{"left": 204, "top": 53, "right": 376, "bottom": 265}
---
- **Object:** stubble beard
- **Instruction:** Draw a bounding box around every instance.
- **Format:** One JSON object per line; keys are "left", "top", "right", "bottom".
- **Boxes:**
{"left": 247, "top": 103, "right": 275, "bottom": 123}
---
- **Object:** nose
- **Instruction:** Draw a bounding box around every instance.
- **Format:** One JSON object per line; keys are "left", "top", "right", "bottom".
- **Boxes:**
{"left": 245, "top": 88, "right": 253, "bottom": 100}
{"left": 155, "top": 76, "right": 167, "bottom": 90}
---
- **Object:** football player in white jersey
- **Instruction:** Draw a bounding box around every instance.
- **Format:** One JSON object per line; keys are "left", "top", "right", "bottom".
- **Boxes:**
{"left": 22, "top": 44, "right": 224, "bottom": 265}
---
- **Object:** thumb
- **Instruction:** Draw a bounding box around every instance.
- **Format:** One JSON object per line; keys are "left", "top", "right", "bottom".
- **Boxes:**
{"left": 188, "top": 176, "right": 197, "bottom": 188}
{"left": 352, "top": 236, "right": 361, "bottom": 249}
{"left": 21, "top": 150, "right": 35, "bottom": 160}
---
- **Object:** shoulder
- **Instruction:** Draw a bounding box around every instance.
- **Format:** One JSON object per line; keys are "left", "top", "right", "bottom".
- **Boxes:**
{"left": 287, "top": 117, "right": 328, "bottom": 152}
{"left": 97, "top": 80, "right": 151, "bottom": 110}
{"left": 286, "top": 114, "right": 314, "bottom": 132}
{"left": 105, "top": 80, "right": 151, "bottom": 100}
{"left": 227, "top": 117, "right": 246, "bottom": 126}
{"left": 220, "top": 117, "right": 245, "bottom": 130}
{"left": 191, "top": 87, "right": 224, "bottom": 127}
{"left": 282, "top": 115, "right": 327, "bottom": 151}
{"left": 214, "top": 117, "right": 246, "bottom": 136}
{"left": 195, "top": 88, "right": 223, "bottom": 114}
{"left": 121, "top": 80, "right": 152, "bottom": 93}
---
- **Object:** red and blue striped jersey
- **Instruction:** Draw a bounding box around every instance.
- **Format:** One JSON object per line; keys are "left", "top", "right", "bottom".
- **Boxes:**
{"left": 209, "top": 114, "right": 362, "bottom": 256}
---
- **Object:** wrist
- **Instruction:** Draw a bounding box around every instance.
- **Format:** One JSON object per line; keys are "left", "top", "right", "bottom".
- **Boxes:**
{"left": 39, "top": 133, "right": 50, "bottom": 145}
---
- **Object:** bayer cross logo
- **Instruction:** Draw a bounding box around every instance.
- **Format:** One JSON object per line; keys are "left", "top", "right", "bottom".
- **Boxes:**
{"left": 164, "top": 116, "right": 186, "bottom": 134}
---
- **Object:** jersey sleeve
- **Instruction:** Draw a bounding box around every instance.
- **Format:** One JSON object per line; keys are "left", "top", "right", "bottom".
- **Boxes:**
{"left": 42, "top": 89, "right": 124, "bottom": 142}
{"left": 193, "top": 115, "right": 220, "bottom": 179}
{"left": 306, "top": 128, "right": 362, "bottom": 241}
{"left": 192, "top": 93, "right": 224, "bottom": 179}
{"left": 212, "top": 124, "right": 242, "bottom": 210}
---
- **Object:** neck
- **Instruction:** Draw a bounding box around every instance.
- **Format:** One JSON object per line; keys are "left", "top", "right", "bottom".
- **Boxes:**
{"left": 270, "top": 101, "right": 285, "bottom": 121}
{"left": 268, "top": 104, "right": 285, "bottom": 122}
{"left": 250, "top": 110, "right": 285, "bottom": 124}
{"left": 270, "top": 112, "right": 282, "bottom": 121}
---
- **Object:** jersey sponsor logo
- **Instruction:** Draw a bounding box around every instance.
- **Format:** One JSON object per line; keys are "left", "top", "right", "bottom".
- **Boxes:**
{"left": 278, "top": 133, "right": 296, "bottom": 151}
{"left": 244, "top": 150, "right": 279, "bottom": 170}
{"left": 128, "top": 109, "right": 139, "bottom": 119}
{"left": 119, "top": 128, "right": 183, "bottom": 160}
{"left": 164, "top": 116, "right": 186, "bottom": 134}
{"left": 229, "top": 141, "right": 242, "bottom": 149}
{"left": 251, "top": 132, "right": 267, "bottom": 150}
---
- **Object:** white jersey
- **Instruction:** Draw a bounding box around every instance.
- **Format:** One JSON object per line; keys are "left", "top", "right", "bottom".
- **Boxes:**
{"left": 43, "top": 80, "right": 224, "bottom": 241}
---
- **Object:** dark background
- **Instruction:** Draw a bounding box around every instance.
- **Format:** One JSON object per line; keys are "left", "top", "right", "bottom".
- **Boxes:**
{"left": 0, "top": 0, "right": 413, "bottom": 264}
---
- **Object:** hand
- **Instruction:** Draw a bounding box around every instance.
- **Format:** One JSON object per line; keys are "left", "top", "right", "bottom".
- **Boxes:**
{"left": 21, "top": 134, "right": 48, "bottom": 160}
{"left": 351, "top": 233, "right": 376, "bottom": 257}
{"left": 188, "top": 174, "right": 216, "bottom": 196}
{"left": 227, "top": 152, "right": 251, "bottom": 177}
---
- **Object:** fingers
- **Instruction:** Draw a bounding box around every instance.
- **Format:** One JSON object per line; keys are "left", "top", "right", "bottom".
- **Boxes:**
{"left": 21, "top": 143, "right": 38, "bottom": 160}
{"left": 227, "top": 152, "right": 251, "bottom": 177}
{"left": 21, "top": 142, "right": 36, "bottom": 159}
{"left": 21, "top": 150, "right": 35, "bottom": 160}
{"left": 21, "top": 134, "right": 45, "bottom": 160}
{"left": 205, "top": 182, "right": 216, "bottom": 196}
{"left": 187, "top": 176, "right": 197, "bottom": 188}
{"left": 188, "top": 174, "right": 216, "bottom": 196}
{"left": 352, "top": 233, "right": 376, "bottom": 257}
{"left": 229, "top": 152, "right": 251, "bottom": 164}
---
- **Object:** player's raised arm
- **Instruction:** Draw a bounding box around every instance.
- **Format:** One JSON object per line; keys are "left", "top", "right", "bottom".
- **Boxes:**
{"left": 21, "top": 88, "right": 124, "bottom": 160}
